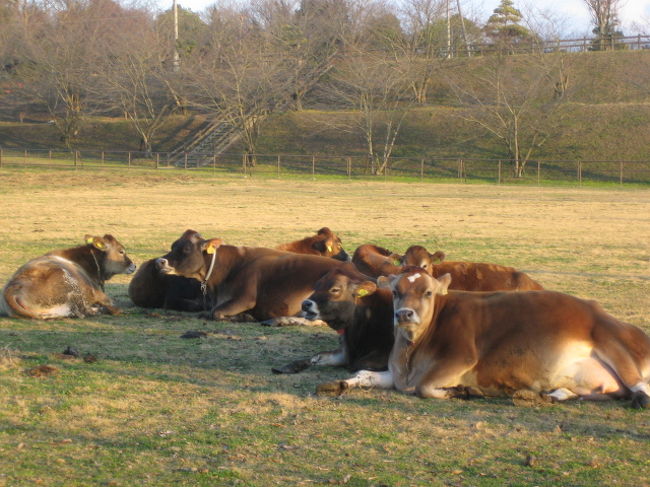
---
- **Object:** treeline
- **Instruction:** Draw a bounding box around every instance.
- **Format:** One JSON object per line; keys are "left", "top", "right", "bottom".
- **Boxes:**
{"left": 1, "top": 0, "right": 648, "bottom": 177}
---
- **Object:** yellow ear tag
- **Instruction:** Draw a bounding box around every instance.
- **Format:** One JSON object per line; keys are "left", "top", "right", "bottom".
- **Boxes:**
{"left": 441, "top": 289, "right": 448, "bottom": 296}
{"left": 206, "top": 244, "right": 216, "bottom": 255}
{"left": 86, "top": 237, "right": 95, "bottom": 244}
{"left": 327, "top": 245, "right": 333, "bottom": 253}
{"left": 357, "top": 289, "right": 368, "bottom": 297}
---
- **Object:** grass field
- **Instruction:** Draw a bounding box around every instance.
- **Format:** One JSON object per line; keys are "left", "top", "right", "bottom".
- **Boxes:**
{"left": 0, "top": 168, "right": 649, "bottom": 487}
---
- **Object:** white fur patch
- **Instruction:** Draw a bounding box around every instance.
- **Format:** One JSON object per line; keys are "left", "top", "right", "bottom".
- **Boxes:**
{"left": 407, "top": 273, "right": 422, "bottom": 283}
{"left": 631, "top": 382, "right": 650, "bottom": 395}
{"left": 345, "top": 370, "right": 394, "bottom": 389}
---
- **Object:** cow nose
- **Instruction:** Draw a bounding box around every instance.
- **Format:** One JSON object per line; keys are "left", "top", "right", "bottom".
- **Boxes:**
{"left": 302, "top": 299, "right": 315, "bottom": 313}
{"left": 155, "top": 258, "right": 168, "bottom": 270}
{"left": 395, "top": 308, "right": 415, "bottom": 323}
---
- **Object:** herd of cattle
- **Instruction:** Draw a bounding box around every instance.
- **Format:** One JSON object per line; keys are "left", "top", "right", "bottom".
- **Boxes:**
{"left": 1, "top": 228, "right": 649, "bottom": 409}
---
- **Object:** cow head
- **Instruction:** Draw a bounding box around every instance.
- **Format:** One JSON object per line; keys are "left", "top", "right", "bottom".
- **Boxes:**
{"left": 302, "top": 267, "right": 376, "bottom": 332}
{"left": 84, "top": 234, "right": 136, "bottom": 278}
{"left": 313, "top": 227, "right": 350, "bottom": 262}
{"left": 378, "top": 267, "right": 451, "bottom": 344}
{"left": 156, "top": 230, "right": 223, "bottom": 281}
{"left": 401, "top": 245, "right": 445, "bottom": 273}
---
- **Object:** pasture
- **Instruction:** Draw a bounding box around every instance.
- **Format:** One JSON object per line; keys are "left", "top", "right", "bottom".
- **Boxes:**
{"left": 0, "top": 168, "right": 649, "bottom": 487}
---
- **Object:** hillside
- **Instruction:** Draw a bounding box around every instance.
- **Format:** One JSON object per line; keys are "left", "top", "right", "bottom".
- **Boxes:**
{"left": 1, "top": 51, "right": 648, "bottom": 163}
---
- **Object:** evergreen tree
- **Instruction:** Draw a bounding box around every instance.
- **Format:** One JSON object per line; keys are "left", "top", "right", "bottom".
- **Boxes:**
{"left": 484, "top": 0, "right": 534, "bottom": 53}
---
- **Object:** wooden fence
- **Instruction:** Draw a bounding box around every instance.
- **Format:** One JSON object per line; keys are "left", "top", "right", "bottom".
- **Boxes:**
{"left": 1, "top": 148, "right": 649, "bottom": 185}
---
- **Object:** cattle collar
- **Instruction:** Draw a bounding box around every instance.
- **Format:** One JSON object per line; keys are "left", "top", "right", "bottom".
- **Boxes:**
{"left": 89, "top": 248, "right": 105, "bottom": 291}
{"left": 201, "top": 250, "right": 218, "bottom": 296}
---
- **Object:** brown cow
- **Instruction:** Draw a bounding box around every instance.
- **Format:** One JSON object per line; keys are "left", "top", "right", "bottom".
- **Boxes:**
{"left": 353, "top": 244, "right": 436, "bottom": 278}
{"left": 318, "top": 268, "right": 650, "bottom": 409}
{"left": 276, "top": 227, "right": 350, "bottom": 261}
{"left": 273, "top": 266, "right": 394, "bottom": 374}
{"left": 402, "top": 245, "right": 543, "bottom": 291}
{"left": 155, "top": 229, "right": 348, "bottom": 322}
{"left": 1, "top": 235, "right": 136, "bottom": 319}
{"left": 129, "top": 228, "right": 349, "bottom": 312}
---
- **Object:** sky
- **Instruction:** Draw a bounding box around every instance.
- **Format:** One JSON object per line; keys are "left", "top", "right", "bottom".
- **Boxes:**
{"left": 154, "top": 0, "right": 650, "bottom": 36}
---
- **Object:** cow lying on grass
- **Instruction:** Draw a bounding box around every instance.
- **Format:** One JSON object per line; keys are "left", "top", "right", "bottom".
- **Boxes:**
{"left": 317, "top": 267, "right": 650, "bottom": 409}
{"left": 155, "top": 229, "right": 348, "bottom": 323}
{"left": 129, "top": 228, "right": 349, "bottom": 312}
{"left": 402, "top": 245, "right": 543, "bottom": 291}
{"left": 352, "top": 244, "right": 445, "bottom": 278}
{"left": 276, "top": 227, "right": 350, "bottom": 261}
{"left": 1, "top": 235, "right": 136, "bottom": 319}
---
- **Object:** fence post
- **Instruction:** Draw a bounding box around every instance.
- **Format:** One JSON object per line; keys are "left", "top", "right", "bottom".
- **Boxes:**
{"left": 277, "top": 154, "right": 281, "bottom": 178}
{"left": 128, "top": 151, "right": 131, "bottom": 168}
{"left": 24, "top": 149, "right": 27, "bottom": 166}
{"left": 577, "top": 161, "right": 582, "bottom": 185}
{"left": 213, "top": 154, "right": 216, "bottom": 173}
{"left": 498, "top": 160, "right": 501, "bottom": 184}
{"left": 347, "top": 157, "right": 352, "bottom": 179}
{"left": 156, "top": 153, "right": 159, "bottom": 169}
{"left": 420, "top": 158, "right": 424, "bottom": 181}
{"left": 0, "top": 148, "right": 3, "bottom": 168}
{"left": 184, "top": 152, "right": 188, "bottom": 170}
{"left": 312, "top": 155, "right": 315, "bottom": 180}
{"left": 101, "top": 151, "right": 105, "bottom": 166}
{"left": 537, "top": 160, "right": 541, "bottom": 185}
{"left": 619, "top": 161, "right": 623, "bottom": 185}
{"left": 49, "top": 150, "right": 52, "bottom": 161}
{"left": 73, "top": 150, "right": 77, "bottom": 169}
{"left": 242, "top": 153, "right": 246, "bottom": 178}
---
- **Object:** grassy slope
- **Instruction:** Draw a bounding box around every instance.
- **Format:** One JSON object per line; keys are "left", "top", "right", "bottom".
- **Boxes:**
{"left": 0, "top": 52, "right": 648, "bottom": 164}
{"left": 0, "top": 169, "right": 649, "bottom": 486}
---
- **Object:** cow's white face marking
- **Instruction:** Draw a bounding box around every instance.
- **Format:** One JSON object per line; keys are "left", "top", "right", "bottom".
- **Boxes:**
{"left": 407, "top": 273, "right": 422, "bottom": 283}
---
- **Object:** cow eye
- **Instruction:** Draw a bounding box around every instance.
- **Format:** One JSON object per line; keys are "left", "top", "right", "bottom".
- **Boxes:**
{"left": 330, "top": 287, "right": 341, "bottom": 294}
{"left": 424, "top": 290, "right": 433, "bottom": 298}
{"left": 119, "top": 249, "right": 125, "bottom": 255}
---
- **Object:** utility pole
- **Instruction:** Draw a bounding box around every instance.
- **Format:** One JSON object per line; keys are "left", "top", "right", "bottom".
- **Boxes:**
{"left": 456, "top": 0, "right": 471, "bottom": 56}
{"left": 446, "top": 0, "right": 452, "bottom": 58}
{"left": 172, "top": 0, "right": 180, "bottom": 72}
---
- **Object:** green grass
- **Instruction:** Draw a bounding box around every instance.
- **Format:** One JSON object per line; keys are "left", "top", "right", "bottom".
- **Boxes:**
{"left": 0, "top": 169, "right": 649, "bottom": 486}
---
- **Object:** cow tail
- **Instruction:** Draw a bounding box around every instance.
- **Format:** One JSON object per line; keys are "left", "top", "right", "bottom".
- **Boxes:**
{"left": 1, "top": 284, "right": 43, "bottom": 319}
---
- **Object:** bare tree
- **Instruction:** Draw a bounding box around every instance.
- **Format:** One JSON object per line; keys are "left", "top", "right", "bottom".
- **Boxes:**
{"left": 446, "top": 53, "right": 571, "bottom": 177}
{"left": 182, "top": 4, "right": 291, "bottom": 162}
{"left": 582, "top": 0, "right": 624, "bottom": 50}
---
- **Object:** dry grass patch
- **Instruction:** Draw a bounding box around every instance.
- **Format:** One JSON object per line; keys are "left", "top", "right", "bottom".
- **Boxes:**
{"left": 1, "top": 168, "right": 649, "bottom": 486}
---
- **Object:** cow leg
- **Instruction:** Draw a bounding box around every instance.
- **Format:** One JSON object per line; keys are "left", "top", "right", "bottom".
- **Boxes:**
{"left": 416, "top": 353, "right": 478, "bottom": 399}
{"left": 261, "top": 316, "right": 328, "bottom": 327}
{"left": 316, "top": 370, "right": 393, "bottom": 396}
{"left": 592, "top": 323, "right": 650, "bottom": 408}
{"left": 311, "top": 339, "right": 349, "bottom": 367}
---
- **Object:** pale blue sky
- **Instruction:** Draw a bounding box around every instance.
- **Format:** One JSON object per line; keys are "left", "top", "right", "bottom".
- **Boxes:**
{"left": 154, "top": 0, "right": 649, "bottom": 35}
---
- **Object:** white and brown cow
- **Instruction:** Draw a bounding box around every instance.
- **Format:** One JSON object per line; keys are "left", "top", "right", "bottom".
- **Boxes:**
{"left": 318, "top": 267, "right": 650, "bottom": 408}
{"left": 1, "top": 235, "right": 136, "bottom": 319}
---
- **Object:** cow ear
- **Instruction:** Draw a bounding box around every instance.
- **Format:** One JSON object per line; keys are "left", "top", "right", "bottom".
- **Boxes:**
{"left": 430, "top": 250, "right": 445, "bottom": 264}
{"left": 85, "top": 235, "right": 107, "bottom": 251}
{"left": 377, "top": 276, "right": 391, "bottom": 288}
{"left": 437, "top": 273, "right": 452, "bottom": 295}
{"left": 353, "top": 281, "right": 377, "bottom": 298}
{"left": 202, "top": 238, "right": 223, "bottom": 255}
{"left": 316, "top": 227, "right": 331, "bottom": 235}
{"left": 312, "top": 240, "right": 327, "bottom": 253}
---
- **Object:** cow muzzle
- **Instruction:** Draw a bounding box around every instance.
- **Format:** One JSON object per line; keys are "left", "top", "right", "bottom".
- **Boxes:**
{"left": 301, "top": 299, "right": 320, "bottom": 320}
{"left": 155, "top": 258, "right": 175, "bottom": 274}
{"left": 126, "top": 262, "right": 137, "bottom": 274}
{"left": 395, "top": 307, "right": 420, "bottom": 325}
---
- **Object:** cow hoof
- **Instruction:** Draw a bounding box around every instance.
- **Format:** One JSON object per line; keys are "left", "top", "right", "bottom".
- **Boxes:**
{"left": 272, "top": 359, "right": 311, "bottom": 374}
{"left": 631, "top": 392, "right": 650, "bottom": 409}
{"left": 316, "top": 380, "right": 348, "bottom": 396}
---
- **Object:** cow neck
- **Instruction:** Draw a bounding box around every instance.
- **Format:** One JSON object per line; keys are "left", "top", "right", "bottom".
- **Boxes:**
{"left": 201, "top": 245, "right": 239, "bottom": 289}
{"left": 55, "top": 245, "right": 105, "bottom": 290}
